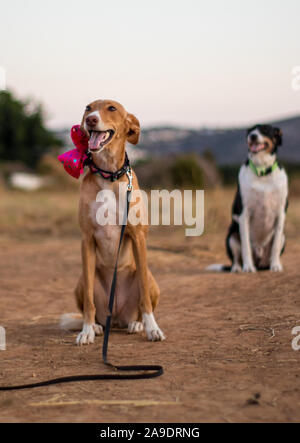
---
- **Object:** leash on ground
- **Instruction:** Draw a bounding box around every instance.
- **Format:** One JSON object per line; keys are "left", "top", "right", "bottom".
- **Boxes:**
{"left": 0, "top": 170, "right": 163, "bottom": 391}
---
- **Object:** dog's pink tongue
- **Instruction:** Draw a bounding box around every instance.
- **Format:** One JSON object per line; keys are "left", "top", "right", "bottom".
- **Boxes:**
{"left": 251, "top": 143, "right": 264, "bottom": 153}
{"left": 88, "top": 132, "right": 106, "bottom": 151}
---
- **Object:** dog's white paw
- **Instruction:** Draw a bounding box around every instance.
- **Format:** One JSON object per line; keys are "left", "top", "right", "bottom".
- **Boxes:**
{"left": 243, "top": 263, "right": 257, "bottom": 273}
{"left": 143, "top": 313, "right": 166, "bottom": 342}
{"left": 128, "top": 321, "right": 144, "bottom": 334}
{"left": 76, "top": 323, "right": 95, "bottom": 345}
{"left": 231, "top": 263, "right": 242, "bottom": 273}
{"left": 93, "top": 323, "right": 103, "bottom": 336}
{"left": 270, "top": 261, "right": 283, "bottom": 272}
{"left": 148, "top": 327, "right": 166, "bottom": 342}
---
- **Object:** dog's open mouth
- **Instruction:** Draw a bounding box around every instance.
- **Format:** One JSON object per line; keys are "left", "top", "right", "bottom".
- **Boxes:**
{"left": 88, "top": 130, "right": 115, "bottom": 152}
{"left": 249, "top": 142, "right": 267, "bottom": 154}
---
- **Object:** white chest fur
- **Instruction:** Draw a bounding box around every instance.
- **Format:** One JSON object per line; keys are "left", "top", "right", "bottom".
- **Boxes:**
{"left": 239, "top": 164, "right": 288, "bottom": 245}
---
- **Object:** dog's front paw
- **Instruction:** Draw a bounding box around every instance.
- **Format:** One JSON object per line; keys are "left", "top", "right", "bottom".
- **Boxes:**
{"left": 76, "top": 323, "right": 95, "bottom": 345}
{"left": 270, "top": 261, "right": 283, "bottom": 272}
{"left": 147, "top": 327, "right": 166, "bottom": 342}
{"left": 143, "top": 313, "right": 166, "bottom": 342}
{"left": 231, "top": 263, "right": 242, "bottom": 273}
{"left": 128, "top": 321, "right": 144, "bottom": 334}
{"left": 243, "top": 263, "right": 257, "bottom": 273}
{"left": 93, "top": 323, "right": 103, "bottom": 336}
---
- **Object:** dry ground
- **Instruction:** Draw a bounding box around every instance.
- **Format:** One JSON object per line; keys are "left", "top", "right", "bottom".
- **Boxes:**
{"left": 0, "top": 187, "right": 300, "bottom": 423}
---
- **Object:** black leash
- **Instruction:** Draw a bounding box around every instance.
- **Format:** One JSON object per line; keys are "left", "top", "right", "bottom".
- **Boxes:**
{"left": 0, "top": 170, "right": 163, "bottom": 391}
{"left": 101, "top": 183, "right": 163, "bottom": 378}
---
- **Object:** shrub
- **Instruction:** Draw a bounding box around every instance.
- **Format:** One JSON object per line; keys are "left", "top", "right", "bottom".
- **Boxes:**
{"left": 170, "top": 154, "right": 204, "bottom": 188}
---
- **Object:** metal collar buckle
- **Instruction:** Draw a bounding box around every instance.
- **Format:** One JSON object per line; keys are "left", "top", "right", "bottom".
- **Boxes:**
{"left": 126, "top": 168, "right": 133, "bottom": 191}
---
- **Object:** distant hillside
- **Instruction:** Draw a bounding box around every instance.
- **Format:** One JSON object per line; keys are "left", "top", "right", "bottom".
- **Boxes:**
{"left": 138, "top": 116, "right": 300, "bottom": 165}
{"left": 54, "top": 115, "right": 300, "bottom": 166}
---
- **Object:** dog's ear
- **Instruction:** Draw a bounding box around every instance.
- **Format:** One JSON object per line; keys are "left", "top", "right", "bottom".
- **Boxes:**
{"left": 274, "top": 127, "right": 283, "bottom": 147}
{"left": 126, "top": 113, "right": 140, "bottom": 145}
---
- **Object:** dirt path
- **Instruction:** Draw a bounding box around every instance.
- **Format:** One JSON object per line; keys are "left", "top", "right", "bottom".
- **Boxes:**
{"left": 1, "top": 224, "right": 300, "bottom": 423}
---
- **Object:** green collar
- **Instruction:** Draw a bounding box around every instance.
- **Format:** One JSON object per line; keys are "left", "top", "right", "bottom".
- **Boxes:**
{"left": 248, "top": 158, "right": 279, "bottom": 177}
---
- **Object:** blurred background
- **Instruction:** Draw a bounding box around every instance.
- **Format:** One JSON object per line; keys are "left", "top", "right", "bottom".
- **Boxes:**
{"left": 0, "top": 0, "right": 300, "bottom": 238}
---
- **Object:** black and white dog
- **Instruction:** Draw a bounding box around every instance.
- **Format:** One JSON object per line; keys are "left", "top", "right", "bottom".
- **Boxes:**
{"left": 209, "top": 124, "right": 288, "bottom": 273}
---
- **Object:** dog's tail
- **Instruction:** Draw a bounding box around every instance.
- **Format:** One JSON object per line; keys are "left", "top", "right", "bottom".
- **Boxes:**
{"left": 60, "top": 313, "right": 83, "bottom": 331}
{"left": 206, "top": 264, "right": 231, "bottom": 272}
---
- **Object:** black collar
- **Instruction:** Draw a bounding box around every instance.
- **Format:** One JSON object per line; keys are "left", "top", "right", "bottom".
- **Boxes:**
{"left": 85, "top": 152, "right": 131, "bottom": 182}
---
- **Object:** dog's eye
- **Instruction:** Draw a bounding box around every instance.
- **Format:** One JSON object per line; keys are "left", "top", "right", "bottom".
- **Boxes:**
{"left": 86, "top": 105, "right": 91, "bottom": 112}
{"left": 108, "top": 106, "right": 117, "bottom": 112}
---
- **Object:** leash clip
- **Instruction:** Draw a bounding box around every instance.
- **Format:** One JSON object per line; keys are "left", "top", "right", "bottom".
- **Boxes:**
{"left": 126, "top": 168, "right": 133, "bottom": 191}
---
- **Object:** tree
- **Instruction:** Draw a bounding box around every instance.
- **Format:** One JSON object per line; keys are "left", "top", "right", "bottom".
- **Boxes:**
{"left": 0, "top": 91, "right": 62, "bottom": 168}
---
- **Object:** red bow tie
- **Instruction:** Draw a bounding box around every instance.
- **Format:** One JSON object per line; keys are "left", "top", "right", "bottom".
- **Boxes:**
{"left": 57, "top": 125, "right": 89, "bottom": 179}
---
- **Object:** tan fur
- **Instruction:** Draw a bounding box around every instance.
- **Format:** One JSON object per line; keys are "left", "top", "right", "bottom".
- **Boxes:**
{"left": 260, "top": 135, "right": 276, "bottom": 155}
{"left": 71, "top": 100, "right": 164, "bottom": 343}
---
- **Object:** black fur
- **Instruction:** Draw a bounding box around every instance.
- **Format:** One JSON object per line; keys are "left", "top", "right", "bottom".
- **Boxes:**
{"left": 226, "top": 221, "right": 239, "bottom": 263}
{"left": 225, "top": 185, "right": 243, "bottom": 265}
{"left": 285, "top": 197, "right": 289, "bottom": 213}
{"left": 232, "top": 184, "right": 243, "bottom": 216}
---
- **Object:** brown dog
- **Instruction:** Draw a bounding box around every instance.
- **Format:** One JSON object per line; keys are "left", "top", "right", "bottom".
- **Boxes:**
{"left": 61, "top": 100, "right": 165, "bottom": 344}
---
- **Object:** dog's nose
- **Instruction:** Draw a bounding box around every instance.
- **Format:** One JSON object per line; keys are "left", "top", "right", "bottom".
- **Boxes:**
{"left": 250, "top": 134, "right": 257, "bottom": 142}
{"left": 86, "top": 115, "right": 99, "bottom": 127}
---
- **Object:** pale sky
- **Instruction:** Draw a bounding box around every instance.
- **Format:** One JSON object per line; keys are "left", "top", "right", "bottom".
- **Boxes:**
{"left": 1, "top": 0, "right": 300, "bottom": 129}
